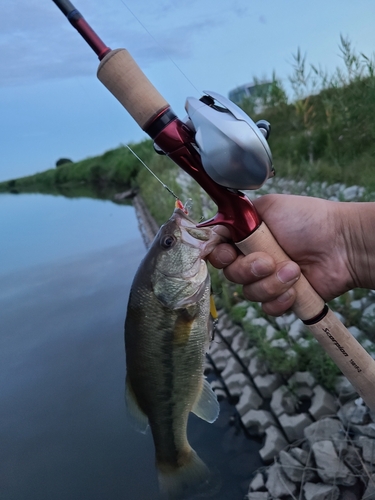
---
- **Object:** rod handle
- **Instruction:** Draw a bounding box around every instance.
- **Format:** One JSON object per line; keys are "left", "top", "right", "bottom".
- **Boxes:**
{"left": 236, "top": 222, "right": 375, "bottom": 412}
{"left": 97, "top": 48, "right": 169, "bottom": 130}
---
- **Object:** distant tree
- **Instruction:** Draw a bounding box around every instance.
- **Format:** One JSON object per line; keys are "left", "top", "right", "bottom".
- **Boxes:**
{"left": 56, "top": 158, "right": 73, "bottom": 167}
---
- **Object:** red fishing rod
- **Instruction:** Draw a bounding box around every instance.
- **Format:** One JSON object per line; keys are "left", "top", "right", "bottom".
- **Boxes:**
{"left": 52, "top": 0, "right": 375, "bottom": 411}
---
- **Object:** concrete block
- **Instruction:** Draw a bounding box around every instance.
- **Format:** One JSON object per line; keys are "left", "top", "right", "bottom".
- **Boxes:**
{"left": 220, "top": 325, "right": 240, "bottom": 342}
{"left": 231, "top": 331, "right": 249, "bottom": 351}
{"left": 236, "top": 384, "right": 263, "bottom": 416}
{"left": 288, "top": 319, "right": 305, "bottom": 341}
{"left": 270, "top": 385, "right": 297, "bottom": 416}
{"left": 279, "top": 412, "right": 313, "bottom": 442}
{"left": 236, "top": 347, "right": 254, "bottom": 365}
{"left": 265, "top": 324, "right": 277, "bottom": 341}
{"left": 248, "top": 356, "right": 268, "bottom": 378}
{"left": 288, "top": 371, "right": 316, "bottom": 388}
{"left": 241, "top": 409, "right": 276, "bottom": 436}
{"left": 210, "top": 346, "right": 231, "bottom": 366}
{"left": 224, "top": 372, "right": 249, "bottom": 397}
{"left": 220, "top": 356, "right": 242, "bottom": 379}
{"left": 253, "top": 373, "right": 283, "bottom": 399}
{"left": 309, "top": 385, "right": 338, "bottom": 420}
{"left": 259, "top": 425, "right": 288, "bottom": 463}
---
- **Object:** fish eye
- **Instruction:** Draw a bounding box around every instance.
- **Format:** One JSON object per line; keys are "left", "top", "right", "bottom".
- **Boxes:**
{"left": 161, "top": 235, "right": 176, "bottom": 249}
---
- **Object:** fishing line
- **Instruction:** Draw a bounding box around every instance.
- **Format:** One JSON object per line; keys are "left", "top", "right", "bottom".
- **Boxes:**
{"left": 125, "top": 144, "right": 179, "bottom": 200}
{"left": 118, "top": 0, "right": 201, "bottom": 94}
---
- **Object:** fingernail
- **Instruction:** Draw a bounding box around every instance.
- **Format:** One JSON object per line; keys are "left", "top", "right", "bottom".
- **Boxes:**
{"left": 277, "top": 290, "right": 292, "bottom": 303}
{"left": 277, "top": 263, "right": 299, "bottom": 284}
{"left": 251, "top": 258, "right": 273, "bottom": 277}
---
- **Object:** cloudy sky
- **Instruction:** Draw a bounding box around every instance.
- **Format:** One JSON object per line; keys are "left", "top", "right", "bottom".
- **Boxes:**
{"left": 1, "top": 0, "right": 375, "bottom": 181}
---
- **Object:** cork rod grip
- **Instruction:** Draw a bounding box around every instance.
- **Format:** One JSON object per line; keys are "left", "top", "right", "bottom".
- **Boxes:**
{"left": 237, "top": 222, "right": 375, "bottom": 412}
{"left": 97, "top": 48, "right": 169, "bottom": 130}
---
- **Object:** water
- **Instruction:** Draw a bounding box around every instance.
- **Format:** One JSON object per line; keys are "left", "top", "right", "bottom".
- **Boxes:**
{"left": 0, "top": 193, "right": 262, "bottom": 499}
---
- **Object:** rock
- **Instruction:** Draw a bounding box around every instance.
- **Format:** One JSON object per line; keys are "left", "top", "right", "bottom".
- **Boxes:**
{"left": 265, "top": 463, "right": 297, "bottom": 498}
{"left": 334, "top": 376, "right": 358, "bottom": 402}
{"left": 304, "top": 418, "right": 346, "bottom": 451}
{"left": 342, "top": 185, "right": 364, "bottom": 201}
{"left": 363, "top": 473, "right": 375, "bottom": 499}
{"left": 253, "top": 373, "right": 283, "bottom": 399}
{"left": 259, "top": 426, "right": 288, "bottom": 463}
{"left": 241, "top": 409, "right": 276, "bottom": 436}
{"left": 279, "top": 413, "right": 313, "bottom": 442}
{"left": 224, "top": 373, "right": 250, "bottom": 397}
{"left": 337, "top": 400, "right": 369, "bottom": 426}
{"left": 352, "top": 423, "right": 375, "bottom": 438}
{"left": 235, "top": 384, "right": 263, "bottom": 416}
{"left": 312, "top": 440, "right": 356, "bottom": 486}
{"left": 303, "top": 482, "right": 340, "bottom": 500}
{"left": 357, "top": 435, "right": 375, "bottom": 462}
{"left": 220, "top": 356, "right": 242, "bottom": 379}
{"left": 246, "top": 492, "right": 269, "bottom": 500}
{"left": 279, "top": 449, "right": 317, "bottom": 482}
{"left": 270, "top": 385, "right": 297, "bottom": 416}
{"left": 248, "top": 356, "right": 268, "bottom": 378}
{"left": 248, "top": 472, "right": 265, "bottom": 491}
{"left": 290, "top": 446, "right": 312, "bottom": 466}
{"left": 309, "top": 385, "right": 338, "bottom": 420}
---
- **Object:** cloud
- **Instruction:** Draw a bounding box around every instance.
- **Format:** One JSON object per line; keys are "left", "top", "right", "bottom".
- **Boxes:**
{"left": 0, "top": 0, "right": 223, "bottom": 88}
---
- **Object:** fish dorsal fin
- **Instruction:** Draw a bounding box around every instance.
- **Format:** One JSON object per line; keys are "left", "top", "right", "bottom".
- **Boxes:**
{"left": 125, "top": 376, "right": 149, "bottom": 433}
{"left": 191, "top": 378, "right": 220, "bottom": 423}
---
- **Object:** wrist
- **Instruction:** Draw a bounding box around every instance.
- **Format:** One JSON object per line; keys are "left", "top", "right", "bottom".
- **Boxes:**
{"left": 338, "top": 202, "right": 375, "bottom": 290}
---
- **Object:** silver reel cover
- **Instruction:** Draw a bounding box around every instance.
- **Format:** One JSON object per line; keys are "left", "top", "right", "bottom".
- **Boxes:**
{"left": 185, "top": 91, "right": 273, "bottom": 190}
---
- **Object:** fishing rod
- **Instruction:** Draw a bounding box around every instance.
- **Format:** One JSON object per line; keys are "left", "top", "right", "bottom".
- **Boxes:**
{"left": 52, "top": 0, "right": 375, "bottom": 412}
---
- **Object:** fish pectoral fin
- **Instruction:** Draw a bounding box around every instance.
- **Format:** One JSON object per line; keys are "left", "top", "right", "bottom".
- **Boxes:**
{"left": 125, "top": 376, "right": 149, "bottom": 434}
{"left": 191, "top": 378, "right": 220, "bottom": 423}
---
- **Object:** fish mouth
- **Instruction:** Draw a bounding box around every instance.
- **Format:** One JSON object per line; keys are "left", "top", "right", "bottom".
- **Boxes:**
{"left": 173, "top": 209, "right": 223, "bottom": 258}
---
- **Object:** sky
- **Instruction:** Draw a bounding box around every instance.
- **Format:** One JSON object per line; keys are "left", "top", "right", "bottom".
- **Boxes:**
{"left": 1, "top": 0, "right": 375, "bottom": 182}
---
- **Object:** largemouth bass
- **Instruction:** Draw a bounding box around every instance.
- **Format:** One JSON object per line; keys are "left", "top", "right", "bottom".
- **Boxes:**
{"left": 125, "top": 207, "right": 221, "bottom": 498}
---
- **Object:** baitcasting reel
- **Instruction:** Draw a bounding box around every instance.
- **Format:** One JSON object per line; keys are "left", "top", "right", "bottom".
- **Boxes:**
{"left": 184, "top": 91, "right": 274, "bottom": 191}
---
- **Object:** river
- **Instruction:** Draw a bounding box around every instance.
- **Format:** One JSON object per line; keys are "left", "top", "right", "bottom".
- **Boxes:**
{"left": 0, "top": 193, "right": 262, "bottom": 500}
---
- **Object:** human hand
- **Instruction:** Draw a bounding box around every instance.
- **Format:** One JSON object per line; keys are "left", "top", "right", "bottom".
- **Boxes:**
{"left": 209, "top": 194, "right": 361, "bottom": 316}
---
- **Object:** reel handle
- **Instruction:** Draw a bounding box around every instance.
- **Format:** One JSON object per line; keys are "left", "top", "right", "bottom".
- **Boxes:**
{"left": 237, "top": 222, "right": 375, "bottom": 412}
{"left": 97, "top": 48, "right": 169, "bottom": 130}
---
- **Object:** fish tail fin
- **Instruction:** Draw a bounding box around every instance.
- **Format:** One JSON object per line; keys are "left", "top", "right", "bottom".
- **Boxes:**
{"left": 157, "top": 448, "right": 210, "bottom": 499}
